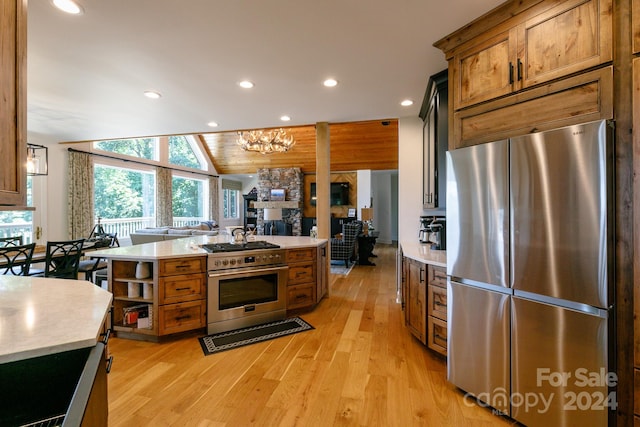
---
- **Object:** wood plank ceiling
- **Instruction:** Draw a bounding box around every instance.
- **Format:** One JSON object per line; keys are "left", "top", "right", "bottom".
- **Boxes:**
{"left": 199, "top": 119, "right": 399, "bottom": 175}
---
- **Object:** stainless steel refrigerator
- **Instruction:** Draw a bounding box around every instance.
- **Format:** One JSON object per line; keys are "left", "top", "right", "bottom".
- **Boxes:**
{"left": 446, "top": 120, "right": 614, "bottom": 426}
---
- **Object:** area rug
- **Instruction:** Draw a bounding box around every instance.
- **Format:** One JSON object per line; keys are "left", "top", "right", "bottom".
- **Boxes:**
{"left": 330, "top": 261, "right": 355, "bottom": 276}
{"left": 198, "top": 317, "right": 314, "bottom": 356}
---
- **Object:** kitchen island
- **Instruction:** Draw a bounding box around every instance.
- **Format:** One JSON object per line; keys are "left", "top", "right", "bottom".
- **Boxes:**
{"left": 0, "top": 276, "right": 112, "bottom": 426}
{"left": 0, "top": 275, "right": 112, "bottom": 363}
{"left": 90, "top": 235, "right": 328, "bottom": 340}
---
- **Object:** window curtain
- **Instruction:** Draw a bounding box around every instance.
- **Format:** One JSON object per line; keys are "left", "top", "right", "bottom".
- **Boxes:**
{"left": 209, "top": 175, "right": 219, "bottom": 222}
{"left": 68, "top": 151, "right": 94, "bottom": 239}
{"left": 156, "top": 166, "right": 173, "bottom": 226}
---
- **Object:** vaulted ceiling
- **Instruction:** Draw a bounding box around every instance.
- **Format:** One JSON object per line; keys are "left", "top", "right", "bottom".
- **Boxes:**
{"left": 200, "top": 119, "right": 399, "bottom": 174}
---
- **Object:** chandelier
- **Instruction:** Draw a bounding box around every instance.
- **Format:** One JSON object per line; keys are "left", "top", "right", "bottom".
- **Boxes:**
{"left": 237, "top": 128, "right": 295, "bottom": 154}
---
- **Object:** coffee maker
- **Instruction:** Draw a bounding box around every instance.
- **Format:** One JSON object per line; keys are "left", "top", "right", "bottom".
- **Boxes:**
{"left": 419, "top": 216, "right": 446, "bottom": 250}
{"left": 419, "top": 216, "right": 430, "bottom": 244}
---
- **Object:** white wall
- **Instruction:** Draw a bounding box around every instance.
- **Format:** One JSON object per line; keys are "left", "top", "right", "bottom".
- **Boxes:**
{"left": 356, "top": 169, "right": 371, "bottom": 214}
{"left": 397, "top": 116, "right": 423, "bottom": 244}
{"left": 371, "top": 170, "right": 398, "bottom": 244}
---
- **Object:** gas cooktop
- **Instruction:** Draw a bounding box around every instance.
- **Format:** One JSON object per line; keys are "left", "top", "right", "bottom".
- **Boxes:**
{"left": 200, "top": 241, "right": 280, "bottom": 253}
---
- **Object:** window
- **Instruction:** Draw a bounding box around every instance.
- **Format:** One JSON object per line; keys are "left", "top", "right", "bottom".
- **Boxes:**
{"left": 172, "top": 174, "right": 208, "bottom": 225}
{"left": 94, "top": 164, "right": 156, "bottom": 236}
{"left": 88, "top": 134, "right": 213, "bottom": 237}
{"left": 223, "top": 188, "right": 239, "bottom": 219}
{"left": 94, "top": 137, "right": 159, "bottom": 161}
{"left": 0, "top": 177, "right": 33, "bottom": 243}
{"left": 168, "top": 136, "right": 205, "bottom": 170}
{"left": 222, "top": 179, "right": 242, "bottom": 220}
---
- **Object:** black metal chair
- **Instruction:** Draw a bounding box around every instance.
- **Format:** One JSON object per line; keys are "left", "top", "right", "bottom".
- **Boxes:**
{"left": 0, "top": 243, "right": 35, "bottom": 276}
{"left": 78, "top": 233, "right": 117, "bottom": 283}
{"left": 30, "top": 238, "right": 85, "bottom": 279}
{"left": 0, "top": 236, "right": 23, "bottom": 247}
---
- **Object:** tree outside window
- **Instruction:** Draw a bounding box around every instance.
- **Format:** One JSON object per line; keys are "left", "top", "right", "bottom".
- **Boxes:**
{"left": 94, "top": 138, "right": 158, "bottom": 161}
{"left": 168, "top": 136, "right": 204, "bottom": 170}
{"left": 0, "top": 177, "right": 33, "bottom": 242}
{"left": 172, "top": 175, "right": 207, "bottom": 223}
{"left": 94, "top": 164, "right": 156, "bottom": 234}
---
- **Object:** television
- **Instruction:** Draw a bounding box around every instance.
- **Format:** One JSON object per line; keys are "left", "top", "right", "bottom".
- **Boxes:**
{"left": 310, "top": 182, "right": 349, "bottom": 206}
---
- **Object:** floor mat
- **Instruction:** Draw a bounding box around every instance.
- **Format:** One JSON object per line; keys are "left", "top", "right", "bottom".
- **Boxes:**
{"left": 198, "top": 317, "right": 314, "bottom": 355}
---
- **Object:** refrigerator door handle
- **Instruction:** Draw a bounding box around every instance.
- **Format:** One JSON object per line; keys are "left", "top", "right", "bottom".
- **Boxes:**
{"left": 514, "top": 290, "right": 609, "bottom": 318}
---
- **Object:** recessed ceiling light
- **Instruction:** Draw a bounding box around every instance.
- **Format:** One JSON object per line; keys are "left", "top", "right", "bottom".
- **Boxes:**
{"left": 52, "top": 0, "right": 84, "bottom": 14}
{"left": 238, "top": 80, "right": 254, "bottom": 89}
{"left": 207, "top": 121, "right": 219, "bottom": 128}
{"left": 143, "top": 90, "right": 162, "bottom": 99}
{"left": 401, "top": 99, "right": 414, "bottom": 107}
{"left": 280, "top": 115, "right": 291, "bottom": 122}
{"left": 323, "top": 78, "right": 338, "bottom": 87}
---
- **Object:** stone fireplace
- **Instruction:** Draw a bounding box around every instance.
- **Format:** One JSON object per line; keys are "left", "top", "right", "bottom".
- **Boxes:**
{"left": 256, "top": 168, "right": 303, "bottom": 236}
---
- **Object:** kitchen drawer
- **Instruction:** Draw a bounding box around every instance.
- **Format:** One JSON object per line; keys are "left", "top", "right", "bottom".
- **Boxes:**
{"left": 159, "top": 300, "right": 206, "bottom": 335}
{"left": 286, "top": 248, "right": 316, "bottom": 263}
{"left": 429, "top": 265, "right": 447, "bottom": 288}
{"left": 159, "top": 257, "right": 205, "bottom": 276}
{"left": 288, "top": 263, "right": 315, "bottom": 285}
{"left": 428, "top": 284, "right": 447, "bottom": 321}
{"left": 428, "top": 316, "right": 447, "bottom": 357}
{"left": 158, "top": 273, "right": 205, "bottom": 304}
{"left": 287, "top": 283, "right": 315, "bottom": 310}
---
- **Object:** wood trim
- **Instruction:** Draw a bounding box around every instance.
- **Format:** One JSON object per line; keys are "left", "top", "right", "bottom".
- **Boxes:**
{"left": 634, "top": 0, "right": 640, "bottom": 54}
{"left": 434, "top": 0, "right": 546, "bottom": 57}
{"left": 453, "top": 66, "right": 613, "bottom": 148}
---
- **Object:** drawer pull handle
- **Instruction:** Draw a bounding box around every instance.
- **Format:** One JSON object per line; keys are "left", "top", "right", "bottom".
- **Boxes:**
{"left": 434, "top": 301, "right": 447, "bottom": 308}
{"left": 175, "top": 287, "right": 191, "bottom": 291}
{"left": 296, "top": 294, "right": 307, "bottom": 299}
{"left": 105, "top": 355, "right": 114, "bottom": 374}
{"left": 100, "top": 328, "right": 112, "bottom": 345}
{"left": 175, "top": 315, "right": 192, "bottom": 321}
{"left": 434, "top": 333, "right": 447, "bottom": 342}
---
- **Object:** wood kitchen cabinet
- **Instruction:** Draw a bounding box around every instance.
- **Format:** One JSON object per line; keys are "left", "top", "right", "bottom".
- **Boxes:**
{"left": 403, "top": 257, "right": 427, "bottom": 345}
{"left": 286, "top": 247, "right": 317, "bottom": 310}
{"left": 316, "top": 242, "right": 328, "bottom": 303}
{"left": 444, "top": 0, "right": 612, "bottom": 111}
{"left": 0, "top": 0, "right": 27, "bottom": 206}
{"left": 109, "top": 256, "right": 206, "bottom": 340}
{"left": 427, "top": 265, "right": 448, "bottom": 356}
{"left": 402, "top": 256, "right": 447, "bottom": 354}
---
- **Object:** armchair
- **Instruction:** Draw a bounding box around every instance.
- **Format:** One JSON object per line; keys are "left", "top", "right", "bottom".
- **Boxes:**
{"left": 331, "top": 222, "right": 362, "bottom": 267}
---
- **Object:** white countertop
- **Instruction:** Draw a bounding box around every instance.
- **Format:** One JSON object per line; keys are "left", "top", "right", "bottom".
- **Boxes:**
{"left": 400, "top": 240, "right": 447, "bottom": 267}
{"left": 0, "top": 276, "right": 113, "bottom": 364}
{"left": 91, "top": 235, "right": 328, "bottom": 260}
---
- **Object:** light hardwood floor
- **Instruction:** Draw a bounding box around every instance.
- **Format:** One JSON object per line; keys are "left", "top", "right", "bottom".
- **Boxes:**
{"left": 107, "top": 244, "right": 516, "bottom": 426}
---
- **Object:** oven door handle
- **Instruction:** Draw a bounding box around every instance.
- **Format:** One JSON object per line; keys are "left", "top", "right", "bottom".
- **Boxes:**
{"left": 208, "top": 265, "right": 288, "bottom": 277}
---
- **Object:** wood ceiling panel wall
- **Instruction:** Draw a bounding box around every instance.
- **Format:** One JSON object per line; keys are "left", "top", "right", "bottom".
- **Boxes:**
{"left": 200, "top": 119, "right": 398, "bottom": 175}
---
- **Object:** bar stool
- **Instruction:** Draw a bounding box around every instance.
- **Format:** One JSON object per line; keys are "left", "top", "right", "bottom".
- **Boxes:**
{"left": 78, "top": 233, "right": 117, "bottom": 284}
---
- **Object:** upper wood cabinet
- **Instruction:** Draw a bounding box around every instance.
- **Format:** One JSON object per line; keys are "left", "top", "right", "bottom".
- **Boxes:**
{"left": 446, "top": 0, "right": 613, "bottom": 111}
{"left": 0, "top": 0, "right": 27, "bottom": 206}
